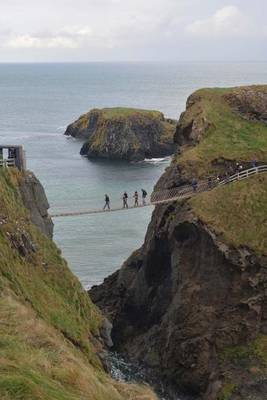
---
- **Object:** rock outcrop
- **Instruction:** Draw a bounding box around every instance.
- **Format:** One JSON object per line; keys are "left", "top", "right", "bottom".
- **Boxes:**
{"left": 18, "top": 172, "right": 54, "bottom": 238}
{"left": 65, "top": 108, "right": 176, "bottom": 161}
{"left": 90, "top": 85, "right": 267, "bottom": 400}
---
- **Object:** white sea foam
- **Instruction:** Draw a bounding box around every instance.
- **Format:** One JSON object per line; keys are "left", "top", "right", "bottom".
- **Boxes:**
{"left": 143, "top": 156, "right": 172, "bottom": 164}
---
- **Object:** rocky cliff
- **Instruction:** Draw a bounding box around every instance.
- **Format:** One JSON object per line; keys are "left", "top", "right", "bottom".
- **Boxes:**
{"left": 0, "top": 167, "right": 157, "bottom": 400}
{"left": 65, "top": 107, "right": 176, "bottom": 161}
{"left": 18, "top": 171, "right": 53, "bottom": 238}
{"left": 90, "top": 85, "right": 267, "bottom": 400}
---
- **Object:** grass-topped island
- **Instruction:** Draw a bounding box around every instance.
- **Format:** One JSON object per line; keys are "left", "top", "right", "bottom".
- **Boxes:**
{"left": 65, "top": 107, "right": 177, "bottom": 161}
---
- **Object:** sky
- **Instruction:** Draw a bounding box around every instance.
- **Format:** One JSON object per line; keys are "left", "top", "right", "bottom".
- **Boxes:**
{"left": 0, "top": 0, "right": 266, "bottom": 62}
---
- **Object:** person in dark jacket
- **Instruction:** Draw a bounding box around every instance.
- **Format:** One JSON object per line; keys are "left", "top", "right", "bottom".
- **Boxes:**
{"left": 122, "top": 192, "right": 128, "bottom": 209}
{"left": 141, "top": 189, "right": 148, "bottom": 205}
{"left": 103, "top": 194, "right": 110, "bottom": 210}
{"left": 192, "top": 179, "right": 198, "bottom": 193}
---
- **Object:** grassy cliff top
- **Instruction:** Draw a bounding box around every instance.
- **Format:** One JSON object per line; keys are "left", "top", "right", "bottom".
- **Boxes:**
{"left": 190, "top": 174, "right": 267, "bottom": 256}
{"left": 95, "top": 107, "right": 164, "bottom": 120}
{"left": 177, "top": 85, "right": 267, "bottom": 176}
{"left": 0, "top": 168, "right": 157, "bottom": 400}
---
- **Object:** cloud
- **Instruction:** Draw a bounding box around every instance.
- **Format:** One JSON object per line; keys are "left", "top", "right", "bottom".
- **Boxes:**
{"left": 6, "top": 35, "right": 78, "bottom": 49}
{"left": 4, "top": 26, "right": 95, "bottom": 49}
{"left": 185, "top": 5, "right": 254, "bottom": 38}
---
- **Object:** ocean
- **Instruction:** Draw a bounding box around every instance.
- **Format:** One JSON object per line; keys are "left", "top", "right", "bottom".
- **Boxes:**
{"left": 1, "top": 62, "right": 267, "bottom": 288}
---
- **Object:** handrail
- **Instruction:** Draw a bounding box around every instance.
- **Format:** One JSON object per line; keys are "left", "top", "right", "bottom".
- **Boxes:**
{"left": 219, "top": 165, "right": 267, "bottom": 185}
{"left": 0, "top": 158, "right": 16, "bottom": 167}
{"left": 50, "top": 164, "right": 267, "bottom": 218}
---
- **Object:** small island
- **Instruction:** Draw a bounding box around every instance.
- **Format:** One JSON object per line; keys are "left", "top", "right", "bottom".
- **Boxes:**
{"left": 64, "top": 107, "right": 177, "bottom": 161}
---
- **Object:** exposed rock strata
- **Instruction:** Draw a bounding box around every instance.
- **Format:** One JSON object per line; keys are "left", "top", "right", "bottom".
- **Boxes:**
{"left": 18, "top": 172, "right": 53, "bottom": 238}
{"left": 65, "top": 108, "right": 176, "bottom": 161}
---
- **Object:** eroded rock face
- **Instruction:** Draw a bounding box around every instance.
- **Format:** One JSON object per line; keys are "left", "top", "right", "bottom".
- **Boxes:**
{"left": 90, "top": 201, "right": 267, "bottom": 398}
{"left": 90, "top": 86, "right": 267, "bottom": 399}
{"left": 224, "top": 86, "right": 267, "bottom": 123}
{"left": 19, "top": 172, "right": 54, "bottom": 238}
{"left": 174, "top": 93, "right": 213, "bottom": 146}
{"left": 65, "top": 108, "right": 177, "bottom": 161}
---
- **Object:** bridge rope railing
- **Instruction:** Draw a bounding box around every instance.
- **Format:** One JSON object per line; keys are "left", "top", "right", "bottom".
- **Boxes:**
{"left": 50, "top": 165, "right": 267, "bottom": 218}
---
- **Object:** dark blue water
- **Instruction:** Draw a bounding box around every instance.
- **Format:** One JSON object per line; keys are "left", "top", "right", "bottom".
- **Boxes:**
{"left": 1, "top": 62, "right": 267, "bottom": 287}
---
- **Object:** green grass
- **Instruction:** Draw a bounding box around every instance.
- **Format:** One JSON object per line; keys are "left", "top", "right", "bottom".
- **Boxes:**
{"left": 190, "top": 174, "right": 267, "bottom": 255}
{"left": 177, "top": 87, "right": 267, "bottom": 176}
{"left": 220, "top": 335, "right": 267, "bottom": 366}
{"left": 0, "top": 168, "right": 157, "bottom": 400}
{"left": 97, "top": 107, "right": 163, "bottom": 120}
{"left": 218, "top": 383, "right": 237, "bottom": 400}
{"left": 217, "top": 335, "right": 267, "bottom": 398}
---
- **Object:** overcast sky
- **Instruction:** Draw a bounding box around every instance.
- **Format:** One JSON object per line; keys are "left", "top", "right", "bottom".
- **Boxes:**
{"left": 0, "top": 0, "right": 266, "bottom": 62}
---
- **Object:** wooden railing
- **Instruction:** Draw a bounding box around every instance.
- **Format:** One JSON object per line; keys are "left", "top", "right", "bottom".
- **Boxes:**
{"left": 151, "top": 165, "right": 267, "bottom": 204}
{"left": 219, "top": 165, "right": 267, "bottom": 185}
{"left": 0, "top": 158, "right": 16, "bottom": 168}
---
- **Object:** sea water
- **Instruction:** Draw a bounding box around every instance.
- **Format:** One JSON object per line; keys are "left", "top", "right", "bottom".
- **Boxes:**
{"left": 1, "top": 62, "right": 267, "bottom": 287}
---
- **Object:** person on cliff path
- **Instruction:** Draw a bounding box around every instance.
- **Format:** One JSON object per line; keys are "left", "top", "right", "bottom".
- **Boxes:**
{"left": 141, "top": 189, "right": 147, "bottom": 205}
{"left": 192, "top": 179, "right": 198, "bottom": 193}
{"left": 208, "top": 177, "right": 213, "bottom": 189}
{"left": 122, "top": 192, "right": 128, "bottom": 209}
{"left": 251, "top": 159, "right": 257, "bottom": 168}
{"left": 103, "top": 194, "right": 110, "bottom": 210}
{"left": 133, "top": 191, "right": 139, "bottom": 207}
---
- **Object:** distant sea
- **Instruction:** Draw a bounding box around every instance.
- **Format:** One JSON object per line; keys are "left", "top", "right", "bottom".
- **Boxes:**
{"left": 1, "top": 62, "right": 267, "bottom": 288}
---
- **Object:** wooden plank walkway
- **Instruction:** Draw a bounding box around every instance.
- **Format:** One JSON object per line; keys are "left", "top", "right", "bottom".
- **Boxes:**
{"left": 50, "top": 165, "right": 267, "bottom": 218}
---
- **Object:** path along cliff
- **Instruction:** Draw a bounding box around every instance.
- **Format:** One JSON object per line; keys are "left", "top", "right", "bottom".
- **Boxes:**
{"left": 90, "top": 85, "right": 267, "bottom": 400}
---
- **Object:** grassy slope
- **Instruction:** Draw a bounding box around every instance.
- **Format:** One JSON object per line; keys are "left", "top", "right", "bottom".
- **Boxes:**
{"left": 178, "top": 87, "right": 267, "bottom": 176}
{"left": 178, "top": 86, "right": 267, "bottom": 398}
{"left": 174, "top": 86, "right": 267, "bottom": 256}
{"left": 99, "top": 107, "right": 162, "bottom": 120}
{"left": 190, "top": 174, "right": 267, "bottom": 256}
{"left": 0, "top": 169, "right": 156, "bottom": 400}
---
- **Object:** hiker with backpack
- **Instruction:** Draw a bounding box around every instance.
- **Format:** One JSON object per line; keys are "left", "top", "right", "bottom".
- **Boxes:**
{"left": 141, "top": 189, "right": 148, "bottom": 205}
{"left": 122, "top": 192, "right": 128, "bottom": 209}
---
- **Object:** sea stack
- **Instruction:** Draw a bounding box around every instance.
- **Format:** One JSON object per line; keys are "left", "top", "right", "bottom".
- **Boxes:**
{"left": 65, "top": 107, "right": 177, "bottom": 161}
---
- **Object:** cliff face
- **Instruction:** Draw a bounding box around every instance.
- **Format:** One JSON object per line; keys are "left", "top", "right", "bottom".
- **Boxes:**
{"left": 90, "top": 85, "right": 267, "bottom": 400}
{"left": 18, "top": 171, "right": 53, "bottom": 238}
{"left": 65, "top": 108, "right": 176, "bottom": 161}
{"left": 0, "top": 168, "right": 157, "bottom": 400}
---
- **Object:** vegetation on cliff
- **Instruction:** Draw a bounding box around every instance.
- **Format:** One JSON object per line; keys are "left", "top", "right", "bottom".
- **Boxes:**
{"left": 175, "top": 85, "right": 267, "bottom": 177}
{"left": 0, "top": 168, "right": 156, "bottom": 400}
{"left": 90, "top": 85, "right": 267, "bottom": 400}
{"left": 190, "top": 174, "right": 267, "bottom": 255}
{"left": 65, "top": 107, "right": 176, "bottom": 161}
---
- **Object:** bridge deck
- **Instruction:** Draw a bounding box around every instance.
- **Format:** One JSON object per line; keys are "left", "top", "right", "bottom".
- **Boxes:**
{"left": 50, "top": 165, "right": 267, "bottom": 218}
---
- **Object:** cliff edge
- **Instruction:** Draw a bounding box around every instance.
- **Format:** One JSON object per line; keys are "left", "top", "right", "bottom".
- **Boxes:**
{"left": 0, "top": 168, "right": 157, "bottom": 400}
{"left": 90, "top": 85, "right": 267, "bottom": 400}
{"left": 65, "top": 107, "right": 176, "bottom": 161}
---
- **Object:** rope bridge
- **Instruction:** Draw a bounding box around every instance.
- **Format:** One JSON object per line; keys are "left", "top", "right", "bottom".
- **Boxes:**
{"left": 50, "top": 165, "right": 267, "bottom": 218}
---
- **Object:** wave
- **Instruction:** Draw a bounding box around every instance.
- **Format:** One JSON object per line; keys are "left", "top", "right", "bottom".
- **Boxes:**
{"left": 56, "top": 126, "right": 67, "bottom": 132}
{"left": 143, "top": 156, "right": 172, "bottom": 164}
